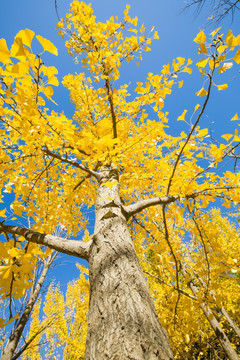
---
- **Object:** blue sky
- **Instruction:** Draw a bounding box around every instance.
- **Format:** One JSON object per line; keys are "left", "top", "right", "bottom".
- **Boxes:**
{"left": 1, "top": 0, "right": 240, "bottom": 286}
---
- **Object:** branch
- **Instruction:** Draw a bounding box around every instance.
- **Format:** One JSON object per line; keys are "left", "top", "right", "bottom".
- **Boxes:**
{"left": 0, "top": 224, "right": 92, "bottom": 261}
{"left": 166, "top": 68, "right": 214, "bottom": 195}
{"left": 123, "top": 195, "right": 179, "bottom": 218}
{"left": 105, "top": 79, "right": 117, "bottom": 139}
{"left": 43, "top": 146, "right": 99, "bottom": 180}
{"left": 143, "top": 270, "right": 197, "bottom": 300}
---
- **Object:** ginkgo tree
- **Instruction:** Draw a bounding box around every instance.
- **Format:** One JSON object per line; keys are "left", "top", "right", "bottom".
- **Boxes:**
{"left": 0, "top": 1, "right": 240, "bottom": 359}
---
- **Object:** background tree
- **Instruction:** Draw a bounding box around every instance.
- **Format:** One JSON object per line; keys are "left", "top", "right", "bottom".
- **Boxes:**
{"left": 0, "top": 251, "right": 57, "bottom": 360}
{"left": 21, "top": 265, "right": 89, "bottom": 360}
{"left": 0, "top": 1, "right": 240, "bottom": 359}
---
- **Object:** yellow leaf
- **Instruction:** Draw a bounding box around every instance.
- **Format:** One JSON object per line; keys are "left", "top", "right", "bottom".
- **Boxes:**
{"left": 11, "top": 37, "right": 26, "bottom": 58}
{"left": 221, "top": 134, "right": 233, "bottom": 141}
{"left": 217, "top": 44, "right": 228, "bottom": 55}
{"left": 123, "top": 5, "right": 130, "bottom": 16}
{"left": 196, "top": 58, "right": 209, "bottom": 68}
{"left": 225, "top": 30, "right": 234, "bottom": 47}
{"left": 8, "top": 247, "right": 20, "bottom": 258}
{"left": 16, "top": 29, "right": 35, "bottom": 48}
{"left": 2, "top": 266, "right": 11, "bottom": 280}
{"left": 131, "top": 17, "right": 138, "bottom": 26}
{"left": 0, "top": 209, "right": 6, "bottom": 218}
{"left": 177, "top": 57, "right": 185, "bottom": 66}
{"left": 218, "top": 62, "right": 233, "bottom": 73}
{"left": 102, "top": 180, "right": 118, "bottom": 189}
{"left": 183, "top": 67, "right": 192, "bottom": 74}
{"left": 177, "top": 110, "right": 187, "bottom": 121}
{"left": 195, "top": 87, "right": 208, "bottom": 97}
{"left": 0, "top": 39, "right": 11, "bottom": 63}
{"left": 211, "top": 27, "right": 221, "bottom": 38}
{"left": 194, "top": 104, "right": 200, "bottom": 112}
{"left": 146, "top": 38, "right": 151, "bottom": 46}
{"left": 199, "top": 43, "right": 207, "bottom": 54}
{"left": 185, "top": 334, "right": 190, "bottom": 344}
{"left": 161, "top": 63, "right": 170, "bottom": 75}
{"left": 197, "top": 128, "right": 208, "bottom": 137}
{"left": 36, "top": 35, "right": 58, "bottom": 55}
{"left": 194, "top": 30, "right": 206, "bottom": 43}
{"left": 44, "top": 86, "right": 54, "bottom": 98}
{"left": 178, "top": 80, "right": 183, "bottom": 88}
{"left": 231, "top": 113, "right": 239, "bottom": 121}
{"left": 233, "top": 49, "right": 240, "bottom": 64}
{"left": 153, "top": 31, "right": 159, "bottom": 40}
{"left": 217, "top": 84, "right": 228, "bottom": 91}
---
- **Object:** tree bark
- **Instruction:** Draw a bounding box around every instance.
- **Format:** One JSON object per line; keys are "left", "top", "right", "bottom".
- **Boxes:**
{"left": 85, "top": 167, "right": 173, "bottom": 360}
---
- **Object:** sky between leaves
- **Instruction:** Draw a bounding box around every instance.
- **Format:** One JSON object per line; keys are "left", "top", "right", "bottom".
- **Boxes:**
{"left": 0, "top": 0, "right": 240, "bottom": 285}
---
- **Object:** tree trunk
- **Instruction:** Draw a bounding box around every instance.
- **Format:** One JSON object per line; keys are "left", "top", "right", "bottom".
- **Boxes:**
{"left": 221, "top": 306, "right": 240, "bottom": 339}
{"left": 200, "top": 303, "right": 240, "bottom": 360}
{"left": 85, "top": 167, "right": 173, "bottom": 360}
{"left": 183, "top": 268, "right": 240, "bottom": 360}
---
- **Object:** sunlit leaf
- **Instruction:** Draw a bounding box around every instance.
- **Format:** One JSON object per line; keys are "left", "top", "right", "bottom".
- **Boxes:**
{"left": 36, "top": 35, "right": 58, "bottom": 55}
{"left": 16, "top": 29, "right": 35, "bottom": 48}
{"left": 0, "top": 209, "right": 6, "bottom": 218}
{"left": 194, "top": 30, "right": 206, "bottom": 43}
{"left": 177, "top": 110, "right": 187, "bottom": 121}
{"left": 231, "top": 113, "right": 239, "bottom": 121}
{"left": 217, "top": 84, "right": 228, "bottom": 91}
{"left": 195, "top": 87, "right": 208, "bottom": 97}
{"left": 0, "top": 38, "right": 11, "bottom": 63}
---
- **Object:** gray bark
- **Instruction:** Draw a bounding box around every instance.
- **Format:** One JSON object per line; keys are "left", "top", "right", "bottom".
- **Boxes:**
{"left": 85, "top": 166, "right": 173, "bottom": 360}
{"left": 0, "top": 254, "right": 56, "bottom": 360}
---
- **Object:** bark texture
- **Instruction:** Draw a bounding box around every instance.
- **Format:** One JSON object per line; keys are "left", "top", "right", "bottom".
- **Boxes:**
{"left": 85, "top": 167, "right": 173, "bottom": 360}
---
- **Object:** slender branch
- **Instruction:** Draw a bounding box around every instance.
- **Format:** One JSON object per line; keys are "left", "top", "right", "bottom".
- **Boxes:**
{"left": 11, "top": 320, "right": 53, "bottom": 360}
{"left": 162, "top": 205, "right": 181, "bottom": 324}
{"left": 187, "top": 204, "right": 211, "bottom": 294}
{"left": 123, "top": 195, "right": 179, "bottom": 218}
{"left": 167, "top": 68, "right": 214, "bottom": 195}
{"left": 0, "top": 224, "right": 92, "bottom": 261}
{"left": 144, "top": 270, "right": 197, "bottom": 300}
{"left": 105, "top": 79, "right": 117, "bottom": 139}
{"left": 43, "top": 145, "right": 99, "bottom": 180}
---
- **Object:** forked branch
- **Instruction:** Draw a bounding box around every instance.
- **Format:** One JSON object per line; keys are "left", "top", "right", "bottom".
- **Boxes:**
{"left": 43, "top": 146, "right": 99, "bottom": 180}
